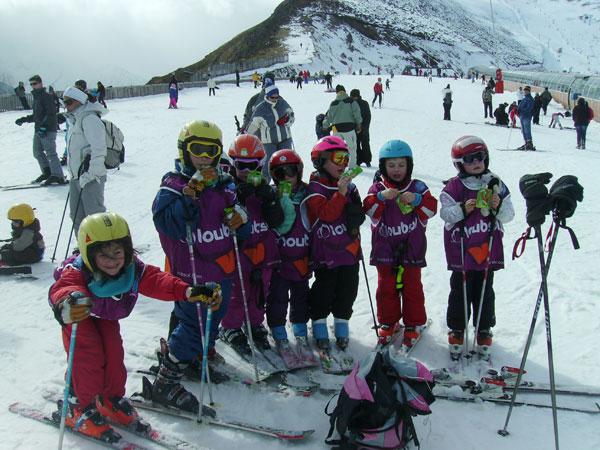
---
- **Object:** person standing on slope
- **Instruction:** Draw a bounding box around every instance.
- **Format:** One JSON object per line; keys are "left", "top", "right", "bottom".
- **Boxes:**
{"left": 241, "top": 72, "right": 275, "bottom": 134}
{"left": 14, "top": 74, "right": 66, "bottom": 185}
{"left": 322, "top": 85, "right": 362, "bottom": 168}
{"left": 62, "top": 86, "right": 109, "bottom": 234}
{"left": 168, "top": 75, "right": 178, "bottom": 109}
{"left": 442, "top": 84, "right": 453, "bottom": 120}
{"left": 151, "top": 120, "right": 247, "bottom": 412}
{"left": 301, "top": 136, "right": 365, "bottom": 352}
{"left": 517, "top": 86, "right": 535, "bottom": 150}
{"left": 350, "top": 88, "right": 372, "bottom": 167}
{"left": 363, "top": 140, "right": 437, "bottom": 348}
{"left": 440, "top": 136, "right": 514, "bottom": 361}
{"left": 246, "top": 85, "right": 295, "bottom": 181}
{"left": 372, "top": 77, "right": 383, "bottom": 108}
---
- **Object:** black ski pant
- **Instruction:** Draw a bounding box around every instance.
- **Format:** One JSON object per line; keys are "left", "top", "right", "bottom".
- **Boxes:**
{"left": 446, "top": 270, "right": 496, "bottom": 331}
{"left": 483, "top": 101, "right": 493, "bottom": 118}
{"left": 18, "top": 96, "right": 30, "bottom": 110}
{"left": 209, "top": 88, "right": 216, "bottom": 96}
{"left": 309, "top": 263, "right": 359, "bottom": 321}
{"left": 372, "top": 92, "right": 382, "bottom": 107}
{"left": 356, "top": 128, "right": 372, "bottom": 165}
{"left": 443, "top": 103, "right": 452, "bottom": 120}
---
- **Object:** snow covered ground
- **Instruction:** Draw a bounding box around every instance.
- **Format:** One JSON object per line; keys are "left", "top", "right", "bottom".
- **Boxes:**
{"left": 0, "top": 74, "right": 598, "bottom": 449}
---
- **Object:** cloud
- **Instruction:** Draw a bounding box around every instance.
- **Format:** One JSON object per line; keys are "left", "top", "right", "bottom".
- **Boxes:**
{"left": 0, "top": 0, "right": 282, "bottom": 88}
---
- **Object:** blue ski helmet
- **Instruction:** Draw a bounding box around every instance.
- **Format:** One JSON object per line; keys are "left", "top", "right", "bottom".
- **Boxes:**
{"left": 378, "top": 140, "right": 413, "bottom": 181}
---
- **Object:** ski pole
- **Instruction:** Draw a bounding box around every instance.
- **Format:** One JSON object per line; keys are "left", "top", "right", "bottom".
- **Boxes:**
{"left": 498, "top": 223, "right": 559, "bottom": 441}
{"left": 63, "top": 189, "right": 82, "bottom": 260}
{"left": 228, "top": 215, "right": 260, "bottom": 383}
{"left": 52, "top": 191, "right": 70, "bottom": 262}
{"left": 471, "top": 231, "right": 494, "bottom": 356}
{"left": 459, "top": 227, "right": 470, "bottom": 359}
{"left": 58, "top": 322, "right": 78, "bottom": 450}
{"left": 360, "top": 254, "right": 379, "bottom": 339}
{"left": 184, "top": 223, "right": 213, "bottom": 416}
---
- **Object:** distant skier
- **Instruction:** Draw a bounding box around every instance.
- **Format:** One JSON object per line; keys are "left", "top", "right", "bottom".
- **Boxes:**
{"left": 207, "top": 75, "right": 217, "bottom": 96}
{"left": 168, "top": 75, "right": 178, "bottom": 109}
{"left": 540, "top": 87, "right": 552, "bottom": 115}
{"left": 517, "top": 86, "right": 535, "bottom": 150}
{"left": 14, "top": 81, "right": 30, "bottom": 110}
{"left": 532, "top": 93, "right": 542, "bottom": 125}
{"left": 372, "top": 77, "right": 383, "bottom": 108}
{"left": 482, "top": 86, "right": 493, "bottom": 119}
{"left": 572, "top": 97, "right": 593, "bottom": 149}
{"left": 350, "top": 88, "right": 372, "bottom": 167}
{"left": 97, "top": 81, "right": 107, "bottom": 108}
{"left": 508, "top": 102, "right": 519, "bottom": 128}
{"left": 324, "top": 72, "right": 333, "bottom": 90}
{"left": 442, "top": 84, "right": 453, "bottom": 120}
{"left": 548, "top": 111, "right": 564, "bottom": 129}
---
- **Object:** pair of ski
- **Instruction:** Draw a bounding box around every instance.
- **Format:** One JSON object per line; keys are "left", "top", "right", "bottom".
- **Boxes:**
{"left": 0, "top": 265, "right": 36, "bottom": 278}
{"left": 379, "top": 318, "right": 433, "bottom": 357}
{"left": 10, "top": 387, "right": 314, "bottom": 449}
{"left": 431, "top": 368, "right": 600, "bottom": 414}
{"left": 1, "top": 181, "right": 68, "bottom": 191}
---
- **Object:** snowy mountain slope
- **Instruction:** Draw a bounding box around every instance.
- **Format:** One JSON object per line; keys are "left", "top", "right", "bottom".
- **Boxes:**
{"left": 1, "top": 76, "right": 599, "bottom": 449}
{"left": 158, "top": 0, "right": 600, "bottom": 83}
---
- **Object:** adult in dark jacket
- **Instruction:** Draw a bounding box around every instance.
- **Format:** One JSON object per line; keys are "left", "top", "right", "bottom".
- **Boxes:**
{"left": 442, "top": 84, "right": 452, "bottom": 120}
{"left": 322, "top": 85, "right": 362, "bottom": 167}
{"left": 572, "top": 97, "right": 592, "bottom": 149}
{"left": 494, "top": 103, "right": 509, "bottom": 126}
{"left": 482, "top": 87, "right": 493, "bottom": 118}
{"left": 350, "top": 88, "right": 372, "bottom": 166}
{"left": 540, "top": 87, "right": 552, "bottom": 115}
{"left": 532, "top": 93, "right": 542, "bottom": 125}
{"left": 517, "top": 86, "right": 535, "bottom": 150}
{"left": 324, "top": 72, "right": 333, "bottom": 90}
{"left": 14, "top": 82, "right": 30, "bottom": 110}
{"left": 14, "top": 75, "right": 66, "bottom": 184}
{"left": 97, "top": 81, "right": 107, "bottom": 108}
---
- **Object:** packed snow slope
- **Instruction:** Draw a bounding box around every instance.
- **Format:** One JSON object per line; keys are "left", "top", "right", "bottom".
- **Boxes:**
{"left": 0, "top": 75, "right": 598, "bottom": 449}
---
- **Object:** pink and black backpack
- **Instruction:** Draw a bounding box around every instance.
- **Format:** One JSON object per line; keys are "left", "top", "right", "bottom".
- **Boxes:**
{"left": 325, "top": 347, "right": 435, "bottom": 449}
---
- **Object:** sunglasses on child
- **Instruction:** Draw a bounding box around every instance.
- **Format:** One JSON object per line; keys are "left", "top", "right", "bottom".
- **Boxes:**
{"left": 272, "top": 165, "right": 299, "bottom": 180}
{"left": 330, "top": 150, "right": 350, "bottom": 166}
{"left": 185, "top": 141, "right": 222, "bottom": 159}
{"left": 461, "top": 151, "right": 486, "bottom": 164}
{"left": 234, "top": 158, "right": 262, "bottom": 172}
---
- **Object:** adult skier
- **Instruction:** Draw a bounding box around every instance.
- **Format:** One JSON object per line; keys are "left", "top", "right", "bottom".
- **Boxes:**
{"left": 517, "top": 86, "right": 535, "bottom": 150}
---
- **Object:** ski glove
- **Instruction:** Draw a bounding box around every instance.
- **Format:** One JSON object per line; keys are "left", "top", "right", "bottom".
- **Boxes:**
{"left": 345, "top": 202, "right": 366, "bottom": 238}
{"left": 224, "top": 204, "right": 248, "bottom": 230}
{"left": 236, "top": 182, "right": 255, "bottom": 204}
{"left": 549, "top": 175, "right": 584, "bottom": 220}
{"left": 519, "top": 173, "right": 554, "bottom": 227}
{"left": 276, "top": 114, "right": 289, "bottom": 126}
{"left": 187, "top": 282, "right": 222, "bottom": 311}
{"left": 15, "top": 118, "right": 24, "bottom": 126}
{"left": 54, "top": 291, "right": 93, "bottom": 326}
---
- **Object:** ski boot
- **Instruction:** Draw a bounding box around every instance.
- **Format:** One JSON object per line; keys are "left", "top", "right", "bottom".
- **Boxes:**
{"left": 448, "top": 329, "right": 464, "bottom": 361}
{"left": 517, "top": 144, "right": 527, "bottom": 150}
{"left": 315, "top": 338, "right": 331, "bottom": 351}
{"left": 249, "top": 324, "right": 271, "bottom": 351}
{"left": 151, "top": 343, "right": 199, "bottom": 413}
{"left": 183, "top": 349, "right": 230, "bottom": 384}
{"left": 42, "top": 175, "right": 68, "bottom": 186}
{"left": 96, "top": 395, "right": 150, "bottom": 434}
{"left": 32, "top": 167, "right": 51, "bottom": 184}
{"left": 220, "top": 327, "right": 252, "bottom": 356}
{"left": 334, "top": 318, "right": 350, "bottom": 351}
{"left": 335, "top": 337, "right": 350, "bottom": 351}
{"left": 377, "top": 322, "right": 400, "bottom": 346}
{"left": 476, "top": 329, "right": 493, "bottom": 361}
{"left": 294, "top": 335, "right": 317, "bottom": 364}
{"left": 403, "top": 326, "right": 420, "bottom": 349}
{"left": 525, "top": 140, "right": 536, "bottom": 151}
{"left": 54, "top": 399, "right": 121, "bottom": 443}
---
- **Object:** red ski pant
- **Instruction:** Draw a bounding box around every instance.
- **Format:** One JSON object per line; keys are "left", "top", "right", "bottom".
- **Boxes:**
{"left": 62, "top": 318, "right": 126, "bottom": 408}
{"left": 375, "top": 265, "right": 426, "bottom": 327}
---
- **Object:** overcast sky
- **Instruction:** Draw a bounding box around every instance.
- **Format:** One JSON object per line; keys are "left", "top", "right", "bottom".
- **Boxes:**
{"left": 0, "top": 0, "right": 283, "bottom": 87}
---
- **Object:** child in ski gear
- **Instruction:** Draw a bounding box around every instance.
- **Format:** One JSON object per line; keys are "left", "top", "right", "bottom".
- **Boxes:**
{"left": 549, "top": 112, "right": 564, "bottom": 129}
{"left": 372, "top": 78, "right": 383, "bottom": 108}
{"left": 49, "top": 212, "right": 222, "bottom": 439}
{"left": 266, "top": 149, "right": 314, "bottom": 363}
{"left": 494, "top": 103, "right": 509, "bottom": 126}
{"left": 152, "top": 120, "right": 244, "bottom": 412}
{"left": 168, "top": 75, "right": 178, "bottom": 109}
{"left": 220, "top": 134, "right": 284, "bottom": 354}
{"left": 508, "top": 102, "right": 518, "bottom": 128}
{"left": 0, "top": 203, "right": 45, "bottom": 266}
{"left": 440, "top": 136, "right": 514, "bottom": 357}
{"left": 363, "top": 141, "right": 437, "bottom": 347}
{"left": 301, "top": 136, "right": 365, "bottom": 351}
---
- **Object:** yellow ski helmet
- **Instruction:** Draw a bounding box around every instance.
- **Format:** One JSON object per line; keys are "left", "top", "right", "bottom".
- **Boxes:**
{"left": 7, "top": 203, "right": 35, "bottom": 227}
{"left": 177, "top": 120, "right": 223, "bottom": 167}
{"left": 77, "top": 212, "right": 133, "bottom": 272}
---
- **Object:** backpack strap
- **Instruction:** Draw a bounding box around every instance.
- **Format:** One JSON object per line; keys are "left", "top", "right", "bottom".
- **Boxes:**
{"left": 397, "top": 381, "right": 421, "bottom": 449}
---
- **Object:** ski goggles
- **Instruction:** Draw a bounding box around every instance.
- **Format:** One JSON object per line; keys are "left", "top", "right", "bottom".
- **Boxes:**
{"left": 330, "top": 150, "right": 350, "bottom": 166}
{"left": 234, "top": 158, "right": 262, "bottom": 172}
{"left": 272, "top": 165, "right": 299, "bottom": 180}
{"left": 185, "top": 141, "right": 222, "bottom": 159}
{"left": 461, "top": 151, "right": 486, "bottom": 164}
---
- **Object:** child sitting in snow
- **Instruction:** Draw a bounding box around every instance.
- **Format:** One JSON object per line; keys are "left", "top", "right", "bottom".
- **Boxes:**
{"left": 0, "top": 203, "right": 44, "bottom": 266}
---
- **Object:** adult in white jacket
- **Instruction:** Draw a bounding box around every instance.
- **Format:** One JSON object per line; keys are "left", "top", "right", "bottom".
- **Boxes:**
{"left": 62, "top": 86, "right": 108, "bottom": 233}
{"left": 207, "top": 77, "right": 217, "bottom": 96}
{"left": 246, "top": 84, "right": 295, "bottom": 180}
